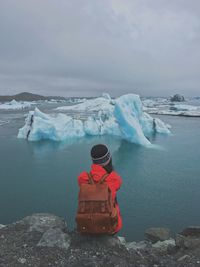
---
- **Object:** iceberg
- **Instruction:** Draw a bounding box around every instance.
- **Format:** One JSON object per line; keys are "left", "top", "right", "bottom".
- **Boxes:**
{"left": 18, "top": 94, "right": 171, "bottom": 145}
{"left": 0, "top": 99, "right": 32, "bottom": 110}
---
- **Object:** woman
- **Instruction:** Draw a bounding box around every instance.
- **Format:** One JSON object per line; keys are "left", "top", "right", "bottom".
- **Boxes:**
{"left": 78, "top": 144, "right": 122, "bottom": 233}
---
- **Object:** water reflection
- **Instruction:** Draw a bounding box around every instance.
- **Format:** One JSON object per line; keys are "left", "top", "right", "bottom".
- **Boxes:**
{"left": 25, "top": 135, "right": 122, "bottom": 158}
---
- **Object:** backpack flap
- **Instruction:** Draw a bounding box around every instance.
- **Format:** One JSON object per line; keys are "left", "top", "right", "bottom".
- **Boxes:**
{"left": 79, "top": 184, "right": 109, "bottom": 201}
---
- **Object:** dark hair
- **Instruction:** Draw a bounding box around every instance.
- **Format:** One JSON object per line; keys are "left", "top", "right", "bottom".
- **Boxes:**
{"left": 103, "top": 158, "right": 113, "bottom": 174}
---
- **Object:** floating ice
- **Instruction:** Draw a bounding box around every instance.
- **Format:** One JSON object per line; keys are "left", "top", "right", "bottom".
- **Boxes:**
{"left": 0, "top": 99, "right": 32, "bottom": 110}
{"left": 68, "top": 98, "right": 86, "bottom": 104}
{"left": 170, "top": 104, "right": 198, "bottom": 112}
{"left": 147, "top": 108, "right": 200, "bottom": 117}
{"left": 142, "top": 98, "right": 169, "bottom": 108}
{"left": 142, "top": 98, "right": 200, "bottom": 117}
{"left": 0, "top": 120, "right": 9, "bottom": 126}
{"left": 18, "top": 94, "right": 171, "bottom": 145}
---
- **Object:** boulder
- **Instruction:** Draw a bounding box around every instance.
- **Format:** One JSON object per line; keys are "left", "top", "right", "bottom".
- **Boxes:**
{"left": 37, "top": 228, "right": 70, "bottom": 250}
{"left": 19, "top": 213, "right": 67, "bottom": 233}
{"left": 145, "top": 227, "right": 170, "bottom": 243}
{"left": 181, "top": 226, "right": 200, "bottom": 237}
{"left": 170, "top": 94, "right": 185, "bottom": 102}
{"left": 176, "top": 226, "right": 200, "bottom": 249}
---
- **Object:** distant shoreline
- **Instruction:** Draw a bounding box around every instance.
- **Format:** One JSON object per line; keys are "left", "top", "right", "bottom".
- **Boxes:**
{"left": 0, "top": 92, "right": 66, "bottom": 102}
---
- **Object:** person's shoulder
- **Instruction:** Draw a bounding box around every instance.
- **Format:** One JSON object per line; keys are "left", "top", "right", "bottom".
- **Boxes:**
{"left": 108, "top": 171, "right": 121, "bottom": 180}
{"left": 78, "top": 171, "right": 89, "bottom": 179}
{"left": 79, "top": 171, "right": 88, "bottom": 177}
{"left": 78, "top": 171, "right": 89, "bottom": 184}
{"left": 106, "top": 171, "right": 122, "bottom": 188}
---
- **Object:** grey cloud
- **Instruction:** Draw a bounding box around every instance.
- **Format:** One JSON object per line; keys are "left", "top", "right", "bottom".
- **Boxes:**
{"left": 0, "top": 0, "right": 200, "bottom": 97}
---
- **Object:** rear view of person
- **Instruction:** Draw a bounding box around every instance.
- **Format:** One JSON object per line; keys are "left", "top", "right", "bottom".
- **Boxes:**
{"left": 76, "top": 144, "right": 122, "bottom": 234}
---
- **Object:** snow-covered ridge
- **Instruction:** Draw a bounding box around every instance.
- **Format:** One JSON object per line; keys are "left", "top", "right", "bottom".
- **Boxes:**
{"left": 18, "top": 94, "right": 171, "bottom": 146}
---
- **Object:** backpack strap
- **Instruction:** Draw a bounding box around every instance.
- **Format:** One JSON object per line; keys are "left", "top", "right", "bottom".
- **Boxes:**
{"left": 88, "top": 172, "right": 109, "bottom": 184}
{"left": 98, "top": 173, "right": 109, "bottom": 184}
{"left": 88, "top": 172, "right": 95, "bottom": 184}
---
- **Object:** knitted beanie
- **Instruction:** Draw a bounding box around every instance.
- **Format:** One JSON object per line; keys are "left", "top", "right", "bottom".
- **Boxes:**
{"left": 90, "top": 144, "right": 111, "bottom": 167}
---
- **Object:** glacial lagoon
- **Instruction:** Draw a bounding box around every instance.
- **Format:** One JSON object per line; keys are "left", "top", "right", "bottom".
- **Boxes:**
{"left": 0, "top": 102, "right": 200, "bottom": 241}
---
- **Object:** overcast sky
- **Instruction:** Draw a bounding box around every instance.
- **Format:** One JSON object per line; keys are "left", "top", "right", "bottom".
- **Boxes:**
{"left": 0, "top": 0, "right": 200, "bottom": 97}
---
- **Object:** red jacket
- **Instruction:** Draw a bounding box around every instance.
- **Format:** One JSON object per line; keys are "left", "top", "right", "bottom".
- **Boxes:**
{"left": 78, "top": 164, "right": 122, "bottom": 233}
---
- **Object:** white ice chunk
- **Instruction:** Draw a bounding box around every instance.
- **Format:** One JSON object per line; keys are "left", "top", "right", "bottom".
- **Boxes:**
{"left": 0, "top": 99, "right": 32, "bottom": 110}
{"left": 56, "top": 94, "right": 114, "bottom": 113}
{"left": 0, "top": 120, "right": 9, "bottom": 126}
{"left": 102, "top": 93, "right": 112, "bottom": 100}
{"left": 170, "top": 104, "right": 198, "bottom": 111}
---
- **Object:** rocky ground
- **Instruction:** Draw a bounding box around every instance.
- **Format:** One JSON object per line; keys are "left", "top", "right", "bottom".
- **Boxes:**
{"left": 1, "top": 214, "right": 200, "bottom": 267}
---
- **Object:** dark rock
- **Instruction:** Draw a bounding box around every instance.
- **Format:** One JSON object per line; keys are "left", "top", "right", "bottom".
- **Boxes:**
{"left": 175, "top": 226, "right": 200, "bottom": 250}
{"left": 145, "top": 227, "right": 170, "bottom": 243}
{"left": 177, "top": 254, "right": 190, "bottom": 262}
{"left": 176, "top": 234, "right": 200, "bottom": 249}
{"left": 152, "top": 239, "right": 176, "bottom": 254}
{"left": 70, "top": 230, "right": 122, "bottom": 249}
{"left": 181, "top": 226, "right": 200, "bottom": 237}
{"left": 170, "top": 94, "right": 185, "bottom": 102}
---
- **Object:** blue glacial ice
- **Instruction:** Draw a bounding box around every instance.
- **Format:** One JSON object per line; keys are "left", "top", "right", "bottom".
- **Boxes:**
{"left": 18, "top": 94, "right": 171, "bottom": 145}
{"left": 115, "top": 94, "right": 150, "bottom": 146}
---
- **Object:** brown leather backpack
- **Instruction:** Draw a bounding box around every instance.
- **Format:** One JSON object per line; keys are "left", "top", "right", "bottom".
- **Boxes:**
{"left": 76, "top": 172, "right": 118, "bottom": 234}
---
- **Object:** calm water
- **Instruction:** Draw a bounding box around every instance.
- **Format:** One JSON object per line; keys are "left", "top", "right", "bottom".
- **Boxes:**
{"left": 0, "top": 105, "right": 200, "bottom": 241}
